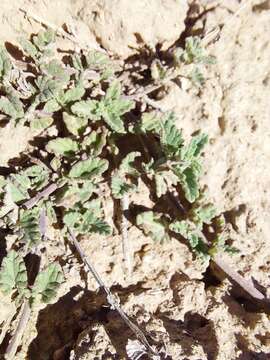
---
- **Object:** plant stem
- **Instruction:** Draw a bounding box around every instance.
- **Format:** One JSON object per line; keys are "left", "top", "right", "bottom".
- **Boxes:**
{"left": 5, "top": 301, "right": 31, "bottom": 360}
{"left": 68, "top": 228, "right": 159, "bottom": 358}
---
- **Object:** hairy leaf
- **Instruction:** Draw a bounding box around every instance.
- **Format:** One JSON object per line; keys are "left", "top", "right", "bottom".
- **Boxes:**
{"left": 63, "top": 112, "right": 88, "bottom": 136}
{"left": 71, "top": 100, "right": 101, "bottom": 120}
{"left": 0, "top": 95, "right": 24, "bottom": 119}
{"left": 32, "top": 263, "right": 63, "bottom": 303}
{"left": 160, "top": 113, "right": 183, "bottom": 157}
{"left": 69, "top": 158, "right": 108, "bottom": 179}
{"left": 46, "top": 138, "right": 79, "bottom": 157}
{"left": 60, "top": 85, "right": 85, "bottom": 104}
{"left": 119, "top": 152, "right": 141, "bottom": 176}
{"left": 111, "top": 176, "right": 134, "bottom": 199}
{"left": 30, "top": 117, "right": 53, "bottom": 132}
{"left": 155, "top": 173, "right": 167, "bottom": 198}
{"left": 0, "top": 250, "right": 27, "bottom": 295}
{"left": 0, "top": 46, "right": 12, "bottom": 79}
{"left": 136, "top": 211, "right": 168, "bottom": 242}
{"left": 140, "top": 112, "right": 160, "bottom": 133}
{"left": 19, "top": 208, "right": 41, "bottom": 247}
{"left": 43, "top": 99, "right": 61, "bottom": 113}
{"left": 82, "top": 130, "right": 107, "bottom": 155}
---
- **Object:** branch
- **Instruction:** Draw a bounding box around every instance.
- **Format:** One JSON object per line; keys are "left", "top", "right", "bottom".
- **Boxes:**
{"left": 68, "top": 228, "right": 160, "bottom": 358}
{"left": 23, "top": 183, "right": 58, "bottom": 209}
{"left": 5, "top": 301, "right": 31, "bottom": 360}
{"left": 120, "top": 195, "right": 133, "bottom": 276}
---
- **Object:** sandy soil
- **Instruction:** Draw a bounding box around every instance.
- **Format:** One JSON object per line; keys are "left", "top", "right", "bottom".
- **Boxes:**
{"left": 0, "top": 0, "right": 270, "bottom": 359}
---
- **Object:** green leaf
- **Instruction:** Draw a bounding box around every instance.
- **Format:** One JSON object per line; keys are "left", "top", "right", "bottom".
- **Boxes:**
{"left": 111, "top": 176, "right": 134, "bottom": 199}
{"left": 178, "top": 167, "right": 199, "bottom": 203}
{"left": 0, "top": 250, "right": 28, "bottom": 295}
{"left": 104, "top": 81, "right": 121, "bottom": 102}
{"left": 160, "top": 113, "right": 183, "bottom": 157}
{"left": 19, "top": 208, "right": 41, "bottom": 247}
{"left": 136, "top": 211, "right": 168, "bottom": 242}
{"left": 63, "top": 210, "right": 81, "bottom": 228}
{"left": 0, "top": 46, "right": 12, "bottom": 79}
{"left": 61, "top": 85, "right": 85, "bottom": 104}
{"left": 119, "top": 152, "right": 141, "bottom": 176}
{"left": 9, "top": 174, "right": 31, "bottom": 202}
{"left": 35, "top": 76, "right": 63, "bottom": 103}
{"left": 81, "top": 210, "right": 111, "bottom": 235}
{"left": 30, "top": 117, "right": 53, "bottom": 132}
{"left": 71, "top": 100, "right": 101, "bottom": 120}
{"left": 32, "top": 263, "right": 63, "bottom": 303}
{"left": 181, "top": 133, "right": 208, "bottom": 161}
{"left": 140, "top": 112, "right": 160, "bottom": 133}
{"left": 102, "top": 110, "right": 126, "bottom": 134}
{"left": 169, "top": 220, "right": 190, "bottom": 237}
{"left": 43, "top": 99, "right": 61, "bottom": 113}
{"left": 63, "top": 112, "right": 88, "bottom": 136}
{"left": 46, "top": 138, "right": 79, "bottom": 157}
{"left": 69, "top": 158, "right": 108, "bottom": 180}
{"left": 33, "top": 29, "right": 55, "bottom": 50}
{"left": 82, "top": 130, "right": 107, "bottom": 155}
{"left": 41, "top": 59, "right": 70, "bottom": 85}
{"left": 194, "top": 204, "right": 216, "bottom": 225}
{"left": 24, "top": 165, "right": 49, "bottom": 190}
{"left": 0, "top": 95, "right": 24, "bottom": 119}
{"left": 86, "top": 51, "right": 111, "bottom": 70}
{"left": 155, "top": 173, "right": 167, "bottom": 198}
{"left": 19, "top": 38, "right": 38, "bottom": 58}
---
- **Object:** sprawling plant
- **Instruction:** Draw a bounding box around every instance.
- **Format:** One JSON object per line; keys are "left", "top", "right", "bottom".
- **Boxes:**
{"left": 0, "top": 28, "right": 237, "bottom": 357}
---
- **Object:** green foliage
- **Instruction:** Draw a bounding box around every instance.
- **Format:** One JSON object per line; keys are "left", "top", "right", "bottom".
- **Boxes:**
{"left": 63, "top": 202, "right": 111, "bottom": 236}
{"left": 32, "top": 263, "right": 63, "bottom": 303}
{"left": 0, "top": 250, "right": 27, "bottom": 295}
{"left": 136, "top": 211, "right": 168, "bottom": 242}
{"left": 46, "top": 138, "right": 79, "bottom": 157}
{"left": 19, "top": 207, "right": 41, "bottom": 247}
{"left": 69, "top": 158, "right": 108, "bottom": 180}
{"left": 0, "top": 30, "right": 234, "bottom": 325}
{"left": 71, "top": 81, "right": 134, "bottom": 133}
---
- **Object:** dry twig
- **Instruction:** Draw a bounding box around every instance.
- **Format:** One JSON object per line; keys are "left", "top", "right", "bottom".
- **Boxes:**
{"left": 68, "top": 228, "right": 160, "bottom": 359}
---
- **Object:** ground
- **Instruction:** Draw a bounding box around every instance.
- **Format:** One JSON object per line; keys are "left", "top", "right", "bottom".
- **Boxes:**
{"left": 0, "top": 0, "right": 270, "bottom": 359}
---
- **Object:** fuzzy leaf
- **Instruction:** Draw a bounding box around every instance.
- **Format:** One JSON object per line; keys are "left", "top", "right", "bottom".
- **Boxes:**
{"left": 33, "top": 29, "right": 55, "bottom": 49}
{"left": 136, "top": 211, "right": 168, "bottom": 242}
{"left": 194, "top": 204, "right": 216, "bottom": 225}
{"left": 62, "top": 112, "right": 88, "bottom": 136}
{"left": 46, "top": 138, "right": 79, "bottom": 157}
{"left": 82, "top": 130, "right": 107, "bottom": 155}
{"left": 19, "top": 38, "right": 38, "bottom": 58}
{"left": 111, "top": 176, "right": 134, "bottom": 199}
{"left": 30, "top": 117, "right": 53, "bottom": 132}
{"left": 155, "top": 173, "right": 167, "bottom": 198}
{"left": 140, "top": 112, "right": 160, "bottom": 133}
{"left": 179, "top": 167, "right": 199, "bottom": 203}
{"left": 0, "top": 250, "right": 28, "bottom": 295}
{"left": 19, "top": 208, "right": 41, "bottom": 246}
{"left": 71, "top": 100, "right": 101, "bottom": 120}
{"left": 119, "top": 152, "right": 141, "bottom": 176}
{"left": 43, "top": 99, "right": 61, "bottom": 113}
{"left": 60, "top": 85, "right": 85, "bottom": 104}
{"left": 69, "top": 158, "right": 108, "bottom": 179}
{"left": 181, "top": 133, "right": 208, "bottom": 161}
{"left": 32, "top": 263, "right": 63, "bottom": 303}
{"left": 81, "top": 210, "right": 111, "bottom": 235}
{"left": 0, "top": 96, "right": 24, "bottom": 119}
{"left": 160, "top": 113, "right": 183, "bottom": 157}
{"left": 9, "top": 174, "right": 31, "bottom": 202}
{"left": 102, "top": 110, "right": 126, "bottom": 134}
{"left": 0, "top": 46, "right": 12, "bottom": 79}
{"left": 169, "top": 220, "right": 190, "bottom": 237}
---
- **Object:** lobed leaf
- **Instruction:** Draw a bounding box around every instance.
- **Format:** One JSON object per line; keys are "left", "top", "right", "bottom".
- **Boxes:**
{"left": 69, "top": 158, "right": 108, "bottom": 180}
{"left": 136, "top": 211, "right": 168, "bottom": 242}
{"left": 32, "top": 263, "right": 63, "bottom": 303}
{"left": 46, "top": 138, "right": 79, "bottom": 157}
{"left": 0, "top": 250, "right": 28, "bottom": 295}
